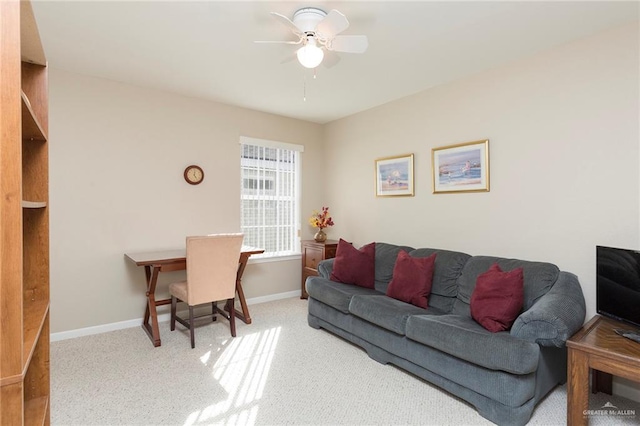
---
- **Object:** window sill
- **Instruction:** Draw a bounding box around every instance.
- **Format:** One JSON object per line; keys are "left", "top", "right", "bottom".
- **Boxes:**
{"left": 248, "top": 253, "right": 301, "bottom": 264}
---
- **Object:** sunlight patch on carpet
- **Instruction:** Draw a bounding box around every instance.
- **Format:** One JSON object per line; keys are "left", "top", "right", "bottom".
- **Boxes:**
{"left": 185, "top": 326, "right": 281, "bottom": 425}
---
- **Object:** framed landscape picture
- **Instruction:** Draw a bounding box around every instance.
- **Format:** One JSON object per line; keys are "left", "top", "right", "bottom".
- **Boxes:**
{"left": 432, "top": 139, "right": 490, "bottom": 194}
{"left": 375, "top": 154, "right": 414, "bottom": 197}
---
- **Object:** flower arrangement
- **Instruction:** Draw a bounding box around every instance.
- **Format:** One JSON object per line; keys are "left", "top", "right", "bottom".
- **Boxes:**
{"left": 309, "top": 206, "right": 334, "bottom": 229}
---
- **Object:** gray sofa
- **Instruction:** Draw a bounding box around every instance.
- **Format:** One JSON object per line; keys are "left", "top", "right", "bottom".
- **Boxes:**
{"left": 306, "top": 243, "right": 586, "bottom": 425}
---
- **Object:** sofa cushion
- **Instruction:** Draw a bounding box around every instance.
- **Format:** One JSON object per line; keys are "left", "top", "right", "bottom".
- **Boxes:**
{"left": 330, "top": 239, "right": 376, "bottom": 288}
{"left": 408, "top": 248, "right": 471, "bottom": 313}
{"left": 349, "top": 294, "right": 445, "bottom": 335}
{"left": 405, "top": 314, "right": 540, "bottom": 375}
{"left": 471, "top": 263, "right": 524, "bottom": 332}
{"left": 373, "top": 242, "right": 415, "bottom": 293}
{"left": 306, "top": 277, "right": 379, "bottom": 314}
{"left": 386, "top": 251, "right": 436, "bottom": 308}
{"left": 453, "top": 256, "right": 559, "bottom": 317}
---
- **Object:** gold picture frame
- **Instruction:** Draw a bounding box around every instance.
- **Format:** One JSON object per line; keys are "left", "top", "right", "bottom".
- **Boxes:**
{"left": 432, "top": 139, "right": 490, "bottom": 194}
{"left": 375, "top": 154, "right": 414, "bottom": 197}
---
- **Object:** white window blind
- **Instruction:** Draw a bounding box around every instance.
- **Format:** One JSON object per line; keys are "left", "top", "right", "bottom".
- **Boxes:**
{"left": 240, "top": 137, "right": 303, "bottom": 257}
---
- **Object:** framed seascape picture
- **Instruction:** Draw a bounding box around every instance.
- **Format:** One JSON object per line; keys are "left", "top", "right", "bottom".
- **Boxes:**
{"left": 375, "top": 154, "right": 414, "bottom": 197}
{"left": 432, "top": 139, "right": 490, "bottom": 194}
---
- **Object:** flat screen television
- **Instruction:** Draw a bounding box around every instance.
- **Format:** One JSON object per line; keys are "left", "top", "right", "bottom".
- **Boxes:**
{"left": 596, "top": 245, "right": 640, "bottom": 328}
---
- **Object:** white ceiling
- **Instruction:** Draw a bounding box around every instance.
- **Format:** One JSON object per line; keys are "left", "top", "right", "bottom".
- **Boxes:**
{"left": 32, "top": 1, "right": 638, "bottom": 124}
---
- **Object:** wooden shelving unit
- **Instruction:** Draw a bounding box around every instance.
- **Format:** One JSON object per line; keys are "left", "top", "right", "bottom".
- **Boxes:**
{"left": 1, "top": 1, "right": 50, "bottom": 424}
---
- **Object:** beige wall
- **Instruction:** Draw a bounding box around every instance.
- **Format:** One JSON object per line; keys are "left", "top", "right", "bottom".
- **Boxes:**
{"left": 324, "top": 23, "right": 639, "bottom": 322}
{"left": 49, "top": 69, "right": 324, "bottom": 333}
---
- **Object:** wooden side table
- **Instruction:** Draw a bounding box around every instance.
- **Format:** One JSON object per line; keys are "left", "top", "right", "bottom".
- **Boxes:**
{"left": 301, "top": 239, "right": 338, "bottom": 299}
{"left": 567, "top": 315, "right": 640, "bottom": 425}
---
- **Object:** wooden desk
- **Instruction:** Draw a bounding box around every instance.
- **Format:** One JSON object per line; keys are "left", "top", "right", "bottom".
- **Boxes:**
{"left": 567, "top": 315, "right": 640, "bottom": 425}
{"left": 125, "top": 247, "right": 264, "bottom": 347}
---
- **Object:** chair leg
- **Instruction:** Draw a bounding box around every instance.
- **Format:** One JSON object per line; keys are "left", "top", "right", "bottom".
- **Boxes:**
{"left": 189, "top": 306, "right": 195, "bottom": 349}
{"left": 227, "top": 298, "right": 236, "bottom": 337}
{"left": 170, "top": 296, "right": 177, "bottom": 331}
{"left": 211, "top": 302, "right": 217, "bottom": 322}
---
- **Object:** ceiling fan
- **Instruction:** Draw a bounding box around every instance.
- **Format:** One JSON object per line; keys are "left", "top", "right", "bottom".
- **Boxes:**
{"left": 256, "top": 7, "right": 368, "bottom": 69}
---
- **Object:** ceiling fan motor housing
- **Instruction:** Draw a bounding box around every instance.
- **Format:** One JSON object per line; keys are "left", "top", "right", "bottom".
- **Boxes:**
{"left": 293, "top": 7, "right": 326, "bottom": 34}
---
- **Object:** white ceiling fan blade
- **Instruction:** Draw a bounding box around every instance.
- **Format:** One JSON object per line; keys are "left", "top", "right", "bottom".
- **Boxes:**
{"left": 315, "top": 9, "right": 349, "bottom": 39}
{"left": 271, "top": 12, "right": 303, "bottom": 36}
{"left": 254, "top": 40, "right": 302, "bottom": 45}
{"left": 327, "top": 35, "right": 368, "bottom": 54}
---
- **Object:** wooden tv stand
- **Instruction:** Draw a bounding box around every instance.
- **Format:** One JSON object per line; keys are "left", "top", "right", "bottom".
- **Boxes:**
{"left": 567, "top": 315, "right": 640, "bottom": 425}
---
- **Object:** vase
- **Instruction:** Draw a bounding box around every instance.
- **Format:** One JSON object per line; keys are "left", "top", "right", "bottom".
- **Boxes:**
{"left": 314, "top": 229, "right": 327, "bottom": 243}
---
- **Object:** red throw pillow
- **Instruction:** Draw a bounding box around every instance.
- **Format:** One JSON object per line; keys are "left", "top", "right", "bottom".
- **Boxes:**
{"left": 386, "top": 251, "right": 436, "bottom": 308}
{"left": 330, "top": 239, "right": 375, "bottom": 289}
{"left": 470, "top": 263, "right": 524, "bottom": 333}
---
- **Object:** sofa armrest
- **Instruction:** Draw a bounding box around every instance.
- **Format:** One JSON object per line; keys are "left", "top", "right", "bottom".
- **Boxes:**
{"left": 510, "top": 271, "right": 586, "bottom": 347}
{"left": 317, "top": 258, "right": 335, "bottom": 279}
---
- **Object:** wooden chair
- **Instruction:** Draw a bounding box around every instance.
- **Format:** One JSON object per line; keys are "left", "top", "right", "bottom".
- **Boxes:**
{"left": 169, "top": 233, "right": 243, "bottom": 348}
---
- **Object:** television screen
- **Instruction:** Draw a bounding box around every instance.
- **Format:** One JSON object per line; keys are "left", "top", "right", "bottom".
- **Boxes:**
{"left": 596, "top": 245, "right": 640, "bottom": 328}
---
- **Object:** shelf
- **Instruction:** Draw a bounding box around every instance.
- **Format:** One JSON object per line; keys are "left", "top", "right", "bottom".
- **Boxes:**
{"left": 21, "top": 92, "right": 47, "bottom": 142}
{"left": 22, "top": 201, "right": 47, "bottom": 209}
{"left": 20, "top": 1, "right": 46, "bottom": 66}
{"left": 2, "top": 1, "right": 50, "bottom": 423}
{"left": 24, "top": 396, "right": 49, "bottom": 426}
{"left": 22, "top": 300, "right": 49, "bottom": 373}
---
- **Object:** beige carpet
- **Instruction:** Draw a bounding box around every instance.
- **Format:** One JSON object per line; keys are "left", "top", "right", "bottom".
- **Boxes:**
{"left": 51, "top": 297, "right": 639, "bottom": 425}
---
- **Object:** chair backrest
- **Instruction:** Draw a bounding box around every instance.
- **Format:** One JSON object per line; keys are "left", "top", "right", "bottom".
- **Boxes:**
{"left": 185, "top": 233, "right": 244, "bottom": 305}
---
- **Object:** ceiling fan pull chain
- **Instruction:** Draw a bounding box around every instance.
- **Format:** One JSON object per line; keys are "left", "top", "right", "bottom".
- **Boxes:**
{"left": 303, "top": 74, "right": 307, "bottom": 102}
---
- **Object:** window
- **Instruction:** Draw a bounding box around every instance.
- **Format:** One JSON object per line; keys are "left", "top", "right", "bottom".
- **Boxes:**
{"left": 240, "top": 137, "right": 303, "bottom": 257}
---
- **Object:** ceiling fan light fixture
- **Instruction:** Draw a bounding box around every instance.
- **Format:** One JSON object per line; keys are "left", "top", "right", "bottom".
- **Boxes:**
{"left": 296, "top": 37, "right": 324, "bottom": 68}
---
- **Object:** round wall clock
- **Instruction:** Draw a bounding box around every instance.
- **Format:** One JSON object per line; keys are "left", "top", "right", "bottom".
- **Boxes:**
{"left": 183, "top": 165, "right": 204, "bottom": 185}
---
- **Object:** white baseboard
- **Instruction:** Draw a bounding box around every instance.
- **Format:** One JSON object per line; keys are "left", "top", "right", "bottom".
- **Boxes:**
{"left": 50, "top": 290, "right": 300, "bottom": 342}
{"left": 613, "top": 377, "right": 640, "bottom": 403}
